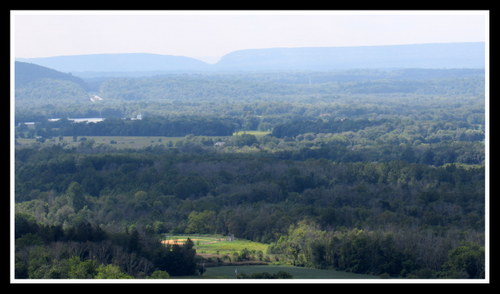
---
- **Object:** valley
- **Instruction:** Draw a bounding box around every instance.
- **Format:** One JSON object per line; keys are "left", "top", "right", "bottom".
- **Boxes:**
{"left": 13, "top": 44, "right": 487, "bottom": 281}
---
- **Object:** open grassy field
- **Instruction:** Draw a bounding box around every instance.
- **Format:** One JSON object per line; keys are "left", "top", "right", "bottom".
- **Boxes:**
{"left": 162, "top": 234, "right": 268, "bottom": 256}
{"left": 232, "top": 130, "right": 271, "bottom": 136}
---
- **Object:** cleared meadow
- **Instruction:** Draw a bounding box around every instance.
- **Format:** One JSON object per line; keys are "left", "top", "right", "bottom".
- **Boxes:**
{"left": 162, "top": 234, "right": 268, "bottom": 256}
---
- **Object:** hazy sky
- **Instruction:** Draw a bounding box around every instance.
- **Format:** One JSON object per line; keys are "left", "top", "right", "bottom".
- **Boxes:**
{"left": 12, "top": 10, "right": 488, "bottom": 63}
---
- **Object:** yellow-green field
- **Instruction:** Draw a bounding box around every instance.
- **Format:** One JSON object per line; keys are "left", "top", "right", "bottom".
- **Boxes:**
{"left": 232, "top": 130, "right": 271, "bottom": 136}
{"left": 162, "top": 234, "right": 268, "bottom": 256}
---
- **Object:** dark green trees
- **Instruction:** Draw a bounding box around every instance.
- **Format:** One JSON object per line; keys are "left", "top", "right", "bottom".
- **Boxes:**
{"left": 441, "top": 243, "right": 485, "bottom": 278}
{"left": 185, "top": 210, "right": 216, "bottom": 234}
{"left": 268, "top": 221, "right": 485, "bottom": 278}
{"left": 66, "top": 182, "right": 86, "bottom": 211}
{"left": 153, "top": 239, "right": 197, "bottom": 276}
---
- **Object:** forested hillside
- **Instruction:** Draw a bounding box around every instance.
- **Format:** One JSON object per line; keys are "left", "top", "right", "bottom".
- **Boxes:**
{"left": 15, "top": 62, "right": 90, "bottom": 106}
{"left": 15, "top": 61, "right": 88, "bottom": 89}
{"left": 14, "top": 67, "right": 486, "bottom": 280}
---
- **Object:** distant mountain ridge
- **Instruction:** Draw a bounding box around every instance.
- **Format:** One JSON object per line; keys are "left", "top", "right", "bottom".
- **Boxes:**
{"left": 215, "top": 42, "right": 485, "bottom": 71}
{"left": 16, "top": 42, "right": 485, "bottom": 76}
{"left": 16, "top": 53, "right": 210, "bottom": 74}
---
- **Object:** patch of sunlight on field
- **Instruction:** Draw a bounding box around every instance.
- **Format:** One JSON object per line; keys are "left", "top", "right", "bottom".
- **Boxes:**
{"left": 232, "top": 130, "right": 271, "bottom": 136}
{"left": 162, "top": 234, "right": 268, "bottom": 256}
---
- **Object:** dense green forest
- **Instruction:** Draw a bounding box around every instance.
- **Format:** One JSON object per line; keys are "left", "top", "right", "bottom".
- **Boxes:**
{"left": 14, "top": 69, "right": 486, "bottom": 280}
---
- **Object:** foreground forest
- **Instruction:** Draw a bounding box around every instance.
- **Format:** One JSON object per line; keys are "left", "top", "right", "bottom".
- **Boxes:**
{"left": 14, "top": 69, "right": 486, "bottom": 279}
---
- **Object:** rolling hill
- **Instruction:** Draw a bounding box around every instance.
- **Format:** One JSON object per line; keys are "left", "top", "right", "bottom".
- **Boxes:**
{"left": 15, "top": 61, "right": 90, "bottom": 103}
{"left": 16, "top": 53, "right": 211, "bottom": 76}
{"left": 15, "top": 61, "right": 88, "bottom": 89}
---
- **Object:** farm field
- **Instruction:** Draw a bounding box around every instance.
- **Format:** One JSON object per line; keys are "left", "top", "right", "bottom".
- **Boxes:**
{"left": 162, "top": 234, "right": 269, "bottom": 257}
{"left": 232, "top": 130, "right": 271, "bottom": 136}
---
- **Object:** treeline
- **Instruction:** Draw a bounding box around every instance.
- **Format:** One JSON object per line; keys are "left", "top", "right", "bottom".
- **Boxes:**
{"left": 277, "top": 140, "right": 484, "bottom": 166}
{"left": 272, "top": 118, "right": 386, "bottom": 138}
{"left": 15, "top": 213, "right": 198, "bottom": 279}
{"left": 269, "top": 221, "right": 484, "bottom": 279}
{"left": 17, "top": 116, "right": 238, "bottom": 138}
{"left": 272, "top": 117, "right": 484, "bottom": 143}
